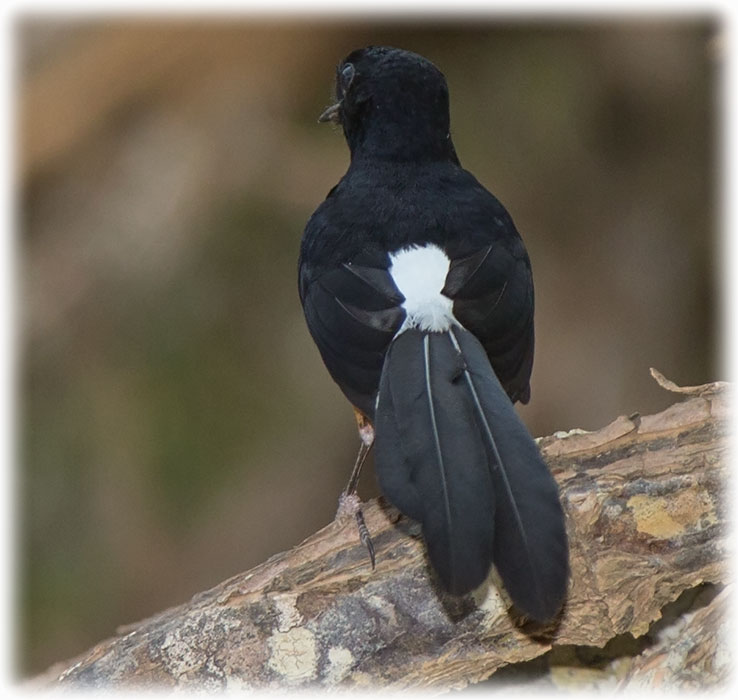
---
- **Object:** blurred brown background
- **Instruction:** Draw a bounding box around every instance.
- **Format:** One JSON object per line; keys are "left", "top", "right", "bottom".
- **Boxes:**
{"left": 18, "top": 17, "right": 719, "bottom": 676}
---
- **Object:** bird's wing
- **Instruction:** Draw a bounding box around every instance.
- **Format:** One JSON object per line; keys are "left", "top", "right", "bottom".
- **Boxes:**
{"left": 442, "top": 238, "right": 535, "bottom": 404}
{"left": 301, "top": 262, "right": 406, "bottom": 420}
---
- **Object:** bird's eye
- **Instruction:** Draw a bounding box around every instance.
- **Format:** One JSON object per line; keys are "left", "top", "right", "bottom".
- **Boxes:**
{"left": 339, "top": 63, "right": 355, "bottom": 92}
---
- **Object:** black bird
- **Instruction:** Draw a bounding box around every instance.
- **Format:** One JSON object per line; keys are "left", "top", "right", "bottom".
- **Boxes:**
{"left": 298, "top": 46, "right": 568, "bottom": 621}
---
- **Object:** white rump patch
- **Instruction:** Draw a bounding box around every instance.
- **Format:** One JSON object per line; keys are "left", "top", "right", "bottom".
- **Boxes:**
{"left": 389, "top": 244, "right": 456, "bottom": 333}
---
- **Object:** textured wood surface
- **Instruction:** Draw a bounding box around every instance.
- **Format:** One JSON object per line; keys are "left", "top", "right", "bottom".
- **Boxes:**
{"left": 37, "top": 375, "right": 729, "bottom": 690}
{"left": 618, "top": 583, "right": 730, "bottom": 689}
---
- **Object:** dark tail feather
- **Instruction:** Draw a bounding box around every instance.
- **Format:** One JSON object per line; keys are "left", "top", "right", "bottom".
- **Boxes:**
{"left": 374, "top": 327, "right": 568, "bottom": 620}
{"left": 374, "top": 329, "right": 495, "bottom": 595}
{"left": 449, "top": 327, "right": 568, "bottom": 620}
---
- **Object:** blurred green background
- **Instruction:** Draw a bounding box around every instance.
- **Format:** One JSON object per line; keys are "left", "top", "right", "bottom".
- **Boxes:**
{"left": 18, "top": 17, "right": 719, "bottom": 676}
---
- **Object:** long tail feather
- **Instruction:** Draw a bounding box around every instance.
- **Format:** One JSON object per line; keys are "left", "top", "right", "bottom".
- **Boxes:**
{"left": 374, "top": 327, "right": 568, "bottom": 620}
{"left": 375, "top": 329, "right": 495, "bottom": 594}
{"left": 423, "top": 335, "right": 454, "bottom": 542}
{"left": 449, "top": 326, "right": 568, "bottom": 620}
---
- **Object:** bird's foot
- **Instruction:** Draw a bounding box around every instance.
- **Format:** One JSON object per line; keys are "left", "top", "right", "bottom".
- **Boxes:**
{"left": 336, "top": 492, "right": 376, "bottom": 569}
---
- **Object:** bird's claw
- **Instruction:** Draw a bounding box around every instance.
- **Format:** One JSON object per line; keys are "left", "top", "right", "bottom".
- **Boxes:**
{"left": 337, "top": 492, "right": 376, "bottom": 569}
{"left": 355, "top": 508, "right": 376, "bottom": 569}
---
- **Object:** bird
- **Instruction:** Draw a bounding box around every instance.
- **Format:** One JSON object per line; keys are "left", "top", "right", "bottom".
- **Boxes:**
{"left": 298, "top": 46, "right": 568, "bottom": 622}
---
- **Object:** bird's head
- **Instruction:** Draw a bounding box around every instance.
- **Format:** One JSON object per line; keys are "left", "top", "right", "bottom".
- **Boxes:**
{"left": 319, "top": 46, "right": 457, "bottom": 163}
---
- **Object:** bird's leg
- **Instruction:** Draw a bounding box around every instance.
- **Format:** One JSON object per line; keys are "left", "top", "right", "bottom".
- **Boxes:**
{"left": 336, "top": 408, "right": 376, "bottom": 568}
{"left": 344, "top": 410, "right": 374, "bottom": 495}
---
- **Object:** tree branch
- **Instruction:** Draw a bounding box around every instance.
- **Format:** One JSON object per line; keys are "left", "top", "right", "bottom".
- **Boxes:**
{"left": 36, "top": 373, "right": 730, "bottom": 690}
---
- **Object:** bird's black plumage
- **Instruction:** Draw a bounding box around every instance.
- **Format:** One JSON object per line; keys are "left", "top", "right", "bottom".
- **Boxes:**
{"left": 299, "top": 46, "right": 568, "bottom": 620}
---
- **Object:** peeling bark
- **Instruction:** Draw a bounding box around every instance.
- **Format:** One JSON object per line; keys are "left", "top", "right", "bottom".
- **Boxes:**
{"left": 618, "top": 584, "right": 730, "bottom": 689}
{"left": 34, "top": 374, "right": 730, "bottom": 690}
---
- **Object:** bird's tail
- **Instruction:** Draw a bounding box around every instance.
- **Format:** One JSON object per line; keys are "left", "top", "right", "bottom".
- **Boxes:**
{"left": 374, "top": 326, "right": 568, "bottom": 621}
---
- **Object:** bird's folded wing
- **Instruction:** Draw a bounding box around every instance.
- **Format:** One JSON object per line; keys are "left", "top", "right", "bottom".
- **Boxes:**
{"left": 302, "top": 263, "right": 405, "bottom": 419}
{"left": 443, "top": 240, "right": 535, "bottom": 404}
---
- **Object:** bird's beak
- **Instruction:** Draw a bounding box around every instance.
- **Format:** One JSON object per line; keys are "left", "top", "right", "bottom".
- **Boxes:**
{"left": 318, "top": 102, "right": 341, "bottom": 124}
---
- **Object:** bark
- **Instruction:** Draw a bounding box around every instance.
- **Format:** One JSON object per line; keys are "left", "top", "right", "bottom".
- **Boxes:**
{"left": 617, "top": 583, "right": 730, "bottom": 689}
{"left": 35, "top": 371, "right": 730, "bottom": 690}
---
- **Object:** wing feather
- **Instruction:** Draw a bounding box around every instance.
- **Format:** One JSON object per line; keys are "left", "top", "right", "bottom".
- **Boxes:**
{"left": 301, "top": 263, "right": 404, "bottom": 419}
